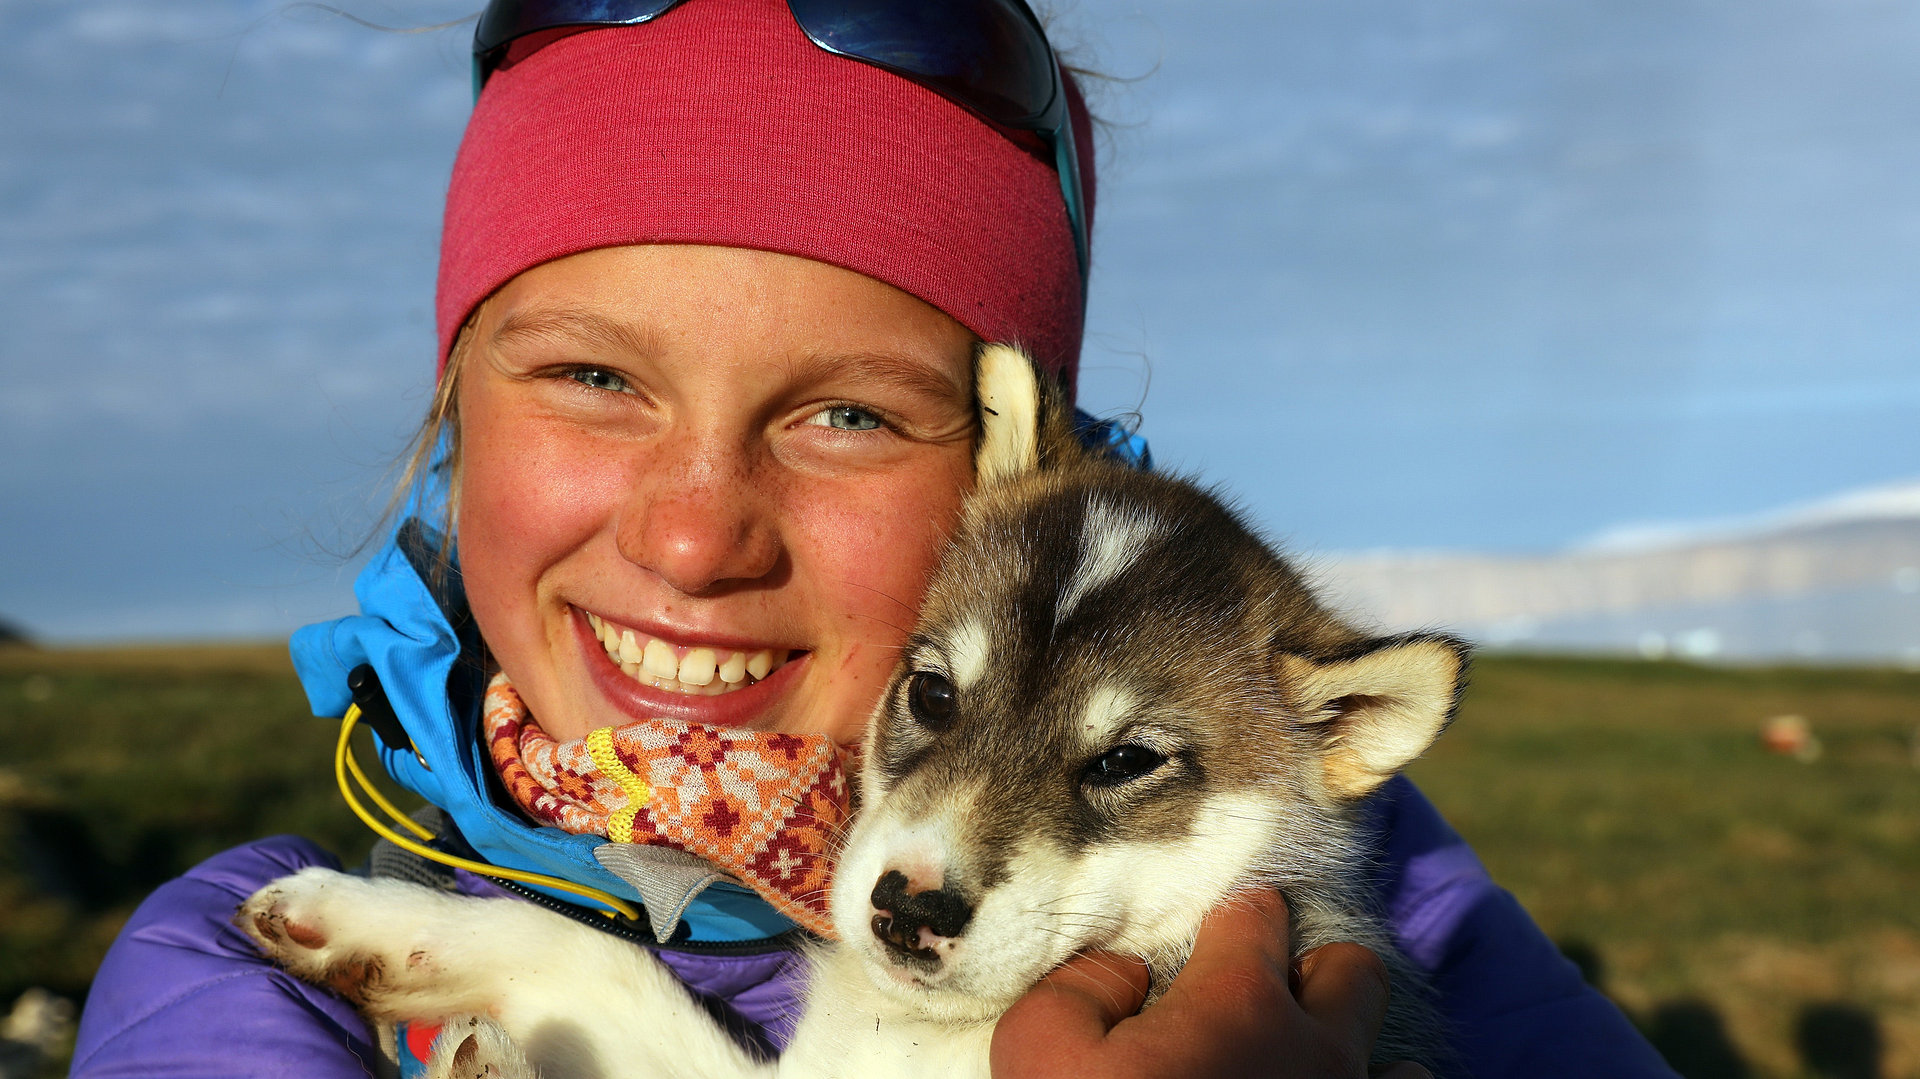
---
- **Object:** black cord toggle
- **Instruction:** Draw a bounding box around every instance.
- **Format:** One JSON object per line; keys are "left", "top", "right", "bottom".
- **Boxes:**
{"left": 347, "top": 664, "right": 415, "bottom": 756}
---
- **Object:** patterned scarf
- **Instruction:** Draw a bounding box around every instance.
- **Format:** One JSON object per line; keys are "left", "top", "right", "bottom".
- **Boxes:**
{"left": 481, "top": 673, "right": 851, "bottom": 937}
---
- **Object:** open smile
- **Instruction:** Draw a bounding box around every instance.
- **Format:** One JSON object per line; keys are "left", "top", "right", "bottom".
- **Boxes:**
{"left": 584, "top": 610, "right": 793, "bottom": 696}
{"left": 572, "top": 607, "right": 809, "bottom": 728}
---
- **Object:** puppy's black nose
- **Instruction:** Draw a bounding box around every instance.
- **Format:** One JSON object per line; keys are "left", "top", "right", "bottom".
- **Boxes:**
{"left": 869, "top": 869, "right": 973, "bottom": 961}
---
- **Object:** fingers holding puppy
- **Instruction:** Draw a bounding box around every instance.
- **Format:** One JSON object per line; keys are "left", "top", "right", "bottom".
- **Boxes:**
{"left": 990, "top": 890, "right": 1431, "bottom": 1079}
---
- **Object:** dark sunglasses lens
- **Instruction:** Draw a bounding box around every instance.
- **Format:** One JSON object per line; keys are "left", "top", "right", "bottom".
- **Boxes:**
{"left": 786, "top": 0, "right": 1056, "bottom": 127}
{"left": 476, "top": 0, "right": 682, "bottom": 56}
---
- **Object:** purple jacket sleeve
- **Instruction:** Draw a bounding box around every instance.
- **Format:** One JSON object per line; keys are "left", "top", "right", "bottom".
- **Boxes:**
{"left": 71, "top": 836, "right": 384, "bottom": 1078}
{"left": 1374, "top": 776, "right": 1679, "bottom": 1077}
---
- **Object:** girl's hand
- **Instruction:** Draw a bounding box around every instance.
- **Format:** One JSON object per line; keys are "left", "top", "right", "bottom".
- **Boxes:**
{"left": 989, "top": 889, "right": 1432, "bottom": 1079}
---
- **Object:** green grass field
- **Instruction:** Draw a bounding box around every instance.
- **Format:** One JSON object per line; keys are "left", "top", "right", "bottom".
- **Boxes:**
{"left": 1405, "top": 656, "right": 1920, "bottom": 1078}
{"left": 3, "top": 645, "right": 1917, "bottom": 1077}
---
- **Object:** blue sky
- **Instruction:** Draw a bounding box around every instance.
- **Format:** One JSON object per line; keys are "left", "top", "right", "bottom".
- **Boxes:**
{"left": 3, "top": 0, "right": 1917, "bottom": 641}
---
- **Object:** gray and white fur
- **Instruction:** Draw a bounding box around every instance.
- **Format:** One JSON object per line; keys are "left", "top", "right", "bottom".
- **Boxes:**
{"left": 239, "top": 344, "right": 1468, "bottom": 1078}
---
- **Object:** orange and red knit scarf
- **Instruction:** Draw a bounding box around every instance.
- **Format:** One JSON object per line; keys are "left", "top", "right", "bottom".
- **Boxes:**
{"left": 481, "top": 673, "right": 851, "bottom": 937}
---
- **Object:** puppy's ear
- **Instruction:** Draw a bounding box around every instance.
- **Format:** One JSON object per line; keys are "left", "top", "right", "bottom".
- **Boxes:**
{"left": 1277, "top": 634, "right": 1469, "bottom": 801}
{"left": 976, "top": 343, "right": 1040, "bottom": 485}
{"left": 975, "top": 343, "right": 1081, "bottom": 484}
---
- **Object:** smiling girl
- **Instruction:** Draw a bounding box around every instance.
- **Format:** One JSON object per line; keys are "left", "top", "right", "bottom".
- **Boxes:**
{"left": 71, "top": 2, "right": 1673, "bottom": 1076}
{"left": 455, "top": 246, "right": 979, "bottom": 745}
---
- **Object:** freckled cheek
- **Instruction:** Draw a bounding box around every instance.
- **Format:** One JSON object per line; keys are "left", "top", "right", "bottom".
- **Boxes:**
{"left": 788, "top": 467, "right": 968, "bottom": 646}
{"left": 792, "top": 481, "right": 956, "bottom": 743}
{"left": 457, "top": 424, "right": 627, "bottom": 621}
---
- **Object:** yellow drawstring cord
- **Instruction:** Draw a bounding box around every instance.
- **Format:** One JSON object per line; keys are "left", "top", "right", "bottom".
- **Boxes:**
{"left": 584, "top": 726, "right": 652, "bottom": 844}
{"left": 334, "top": 706, "right": 643, "bottom": 922}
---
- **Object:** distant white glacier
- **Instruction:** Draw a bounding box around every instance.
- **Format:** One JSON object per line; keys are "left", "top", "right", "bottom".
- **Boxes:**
{"left": 1313, "top": 480, "right": 1920, "bottom": 665}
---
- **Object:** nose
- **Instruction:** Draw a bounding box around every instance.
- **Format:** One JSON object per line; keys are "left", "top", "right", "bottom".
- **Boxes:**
{"left": 613, "top": 428, "right": 781, "bottom": 594}
{"left": 869, "top": 869, "right": 973, "bottom": 963}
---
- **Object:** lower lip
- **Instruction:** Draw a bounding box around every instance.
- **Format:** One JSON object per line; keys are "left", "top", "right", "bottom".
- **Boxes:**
{"left": 882, "top": 958, "right": 947, "bottom": 990}
{"left": 573, "top": 609, "right": 806, "bottom": 728}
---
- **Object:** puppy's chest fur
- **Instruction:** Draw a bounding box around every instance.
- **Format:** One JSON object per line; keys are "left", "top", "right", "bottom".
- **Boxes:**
{"left": 239, "top": 345, "right": 1464, "bottom": 1078}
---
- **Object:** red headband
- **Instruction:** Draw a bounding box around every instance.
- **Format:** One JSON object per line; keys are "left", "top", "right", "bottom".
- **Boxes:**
{"left": 435, "top": 0, "right": 1093, "bottom": 388}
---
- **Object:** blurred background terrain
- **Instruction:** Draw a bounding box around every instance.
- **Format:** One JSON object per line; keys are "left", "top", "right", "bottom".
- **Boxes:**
{"left": 2, "top": 1, "right": 1916, "bottom": 1076}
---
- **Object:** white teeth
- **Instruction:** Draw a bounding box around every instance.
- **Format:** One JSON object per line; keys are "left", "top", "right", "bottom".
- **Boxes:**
{"left": 679, "top": 648, "right": 718, "bottom": 686}
{"left": 641, "top": 638, "right": 679, "bottom": 680}
{"left": 584, "top": 610, "right": 792, "bottom": 697}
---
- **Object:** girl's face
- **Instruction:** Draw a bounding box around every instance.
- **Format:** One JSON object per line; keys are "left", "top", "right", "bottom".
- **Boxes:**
{"left": 456, "top": 245, "right": 978, "bottom": 744}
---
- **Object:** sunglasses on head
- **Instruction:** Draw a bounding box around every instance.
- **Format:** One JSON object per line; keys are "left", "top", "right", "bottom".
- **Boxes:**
{"left": 472, "top": 0, "right": 1089, "bottom": 285}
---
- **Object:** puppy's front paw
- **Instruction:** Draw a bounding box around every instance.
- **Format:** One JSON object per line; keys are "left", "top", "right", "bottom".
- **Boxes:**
{"left": 237, "top": 867, "right": 438, "bottom": 1009}
{"left": 425, "top": 1016, "right": 542, "bottom": 1079}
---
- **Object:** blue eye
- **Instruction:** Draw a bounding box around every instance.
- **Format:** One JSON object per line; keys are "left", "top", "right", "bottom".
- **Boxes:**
{"left": 816, "top": 406, "right": 883, "bottom": 431}
{"left": 567, "top": 368, "right": 629, "bottom": 393}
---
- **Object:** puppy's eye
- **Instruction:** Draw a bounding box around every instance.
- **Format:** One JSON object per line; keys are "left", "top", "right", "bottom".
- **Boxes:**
{"left": 1083, "top": 744, "right": 1166, "bottom": 787}
{"left": 907, "top": 671, "right": 957, "bottom": 728}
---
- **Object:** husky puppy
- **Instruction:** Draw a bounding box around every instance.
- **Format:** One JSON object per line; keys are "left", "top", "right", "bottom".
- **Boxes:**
{"left": 240, "top": 345, "right": 1467, "bottom": 1079}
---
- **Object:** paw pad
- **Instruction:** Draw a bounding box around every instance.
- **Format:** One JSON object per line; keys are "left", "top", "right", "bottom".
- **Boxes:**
{"left": 284, "top": 919, "right": 329, "bottom": 949}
